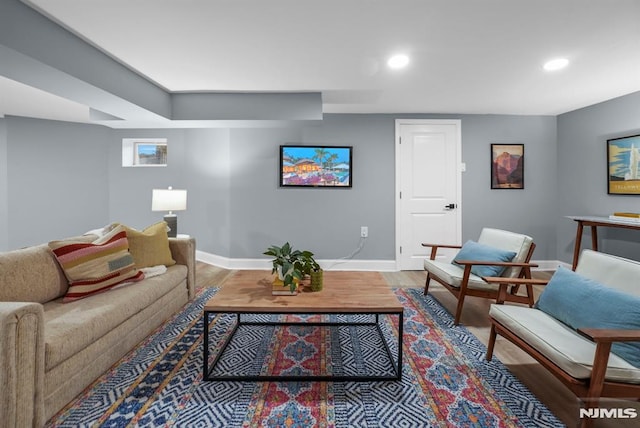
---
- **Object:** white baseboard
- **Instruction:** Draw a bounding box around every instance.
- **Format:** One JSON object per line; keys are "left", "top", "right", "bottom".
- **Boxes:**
{"left": 196, "top": 251, "right": 567, "bottom": 272}
{"left": 195, "top": 250, "right": 397, "bottom": 271}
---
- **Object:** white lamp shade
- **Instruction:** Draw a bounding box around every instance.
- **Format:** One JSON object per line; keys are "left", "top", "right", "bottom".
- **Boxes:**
{"left": 152, "top": 188, "right": 187, "bottom": 212}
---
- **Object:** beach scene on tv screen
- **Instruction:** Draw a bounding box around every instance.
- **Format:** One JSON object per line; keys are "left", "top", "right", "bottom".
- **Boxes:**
{"left": 282, "top": 146, "right": 351, "bottom": 186}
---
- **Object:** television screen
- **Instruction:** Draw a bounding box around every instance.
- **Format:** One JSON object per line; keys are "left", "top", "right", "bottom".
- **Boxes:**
{"left": 280, "top": 145, "right": 352, "bottom": 188}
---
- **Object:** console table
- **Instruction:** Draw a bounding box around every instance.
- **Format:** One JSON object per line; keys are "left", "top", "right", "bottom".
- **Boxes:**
{"left": 567, "top": 215, "right": 640, "bottom": 269}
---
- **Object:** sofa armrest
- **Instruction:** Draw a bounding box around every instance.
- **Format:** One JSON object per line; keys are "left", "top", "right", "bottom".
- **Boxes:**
{"left": 0, "top": 302, "right": 45, "bottom": 427}
{"left": 168, "top": 237, "right": 196, "bottom": 300}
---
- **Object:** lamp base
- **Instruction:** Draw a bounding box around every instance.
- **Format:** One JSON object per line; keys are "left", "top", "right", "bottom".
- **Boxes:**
{"left": 164, "top": 214, "right": 178, "bottom": 238}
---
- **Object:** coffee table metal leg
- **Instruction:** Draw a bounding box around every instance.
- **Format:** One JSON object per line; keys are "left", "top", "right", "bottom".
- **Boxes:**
{"left": 397, "top": 310, "right": 403, "bottom": 380}
{"left": 203, "top": 310, "right": 210, "bottom": 380}
{"left": 203, "top": 311, "right": 404, "bottom": 382}
{"left": 204, "top": 312, "right": 242, "bottom": 381}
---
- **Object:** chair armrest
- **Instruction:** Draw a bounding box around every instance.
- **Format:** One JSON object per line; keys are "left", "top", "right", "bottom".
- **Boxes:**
{"left": 0, "top": 302, "right": 45, "bottom": 427}
{"left": 481, "top": 276, "right": 549, "bottom": 303}
{"left": 169, "top": 237, "right": 197, "bottom": 300}
{"left": 421, "top": 243, "right": 461, "bottom": 260}
{"left": 421, "top": 243, "right": 462, "bottom": 249}
{"left": 481, "top": 277, "right": 549, "bottom": 285}
{"left": 453, "top": 260, "right": 539, "bottom": 268}
{"left": 576, "top": 328, "right": 640, "bottom": 399}
{"left": 578, "top": 328, "right": 640, "bottom": 343}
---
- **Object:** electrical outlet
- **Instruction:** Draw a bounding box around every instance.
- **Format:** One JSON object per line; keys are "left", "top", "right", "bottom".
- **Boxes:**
{"left": 361, "top": 226, "right": 368, "bottom": 238}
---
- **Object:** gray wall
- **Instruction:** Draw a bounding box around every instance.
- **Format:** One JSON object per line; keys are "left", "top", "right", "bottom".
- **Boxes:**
{"left": 1, "top": 113, "right": 562, "bottom": 264}
{"left": 557, "top": 91, "right": 640, "bottom": 262}
{"left": 460, "top": 115, "right": 559, "bottom": 258}
{"left": 0, "top": 119, "right": 7, "bottom": 251}
{"left": 227, "top": 116, "right": 396, "bottom": 260}
{"left": 223, "top": 114, "right": 559, "bottom": 261}
{"left": 109, "top": 129, "right": 189, "bottom": 229}
{"left": 3, "top": 117, "right": 111, "bottom": 248}
{"left": 4, "top": 92, "right": 640, "bottom": 263}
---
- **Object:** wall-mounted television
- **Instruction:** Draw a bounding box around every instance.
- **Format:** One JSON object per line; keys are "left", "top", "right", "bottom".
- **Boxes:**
{"left": 280, "top": 145, "right": 352, "bottom": 188}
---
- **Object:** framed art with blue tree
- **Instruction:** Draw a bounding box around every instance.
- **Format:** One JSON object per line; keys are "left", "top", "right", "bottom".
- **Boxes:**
{"left": 607, "top": 134, "right": 640, "bottom": 195}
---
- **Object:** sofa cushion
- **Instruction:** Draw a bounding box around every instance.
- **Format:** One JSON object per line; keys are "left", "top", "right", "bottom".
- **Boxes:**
{"left": 452, "top": 240, "right": 516, "bottom": 277}
{"left": 48, "top": 225, "right": 144, "bottom": 302}
{"left": 536, "top": 266, "right": 640, "bottom": 368}
{"left": 43, "top": 264, "right": 187, "bottom": 370}
{"left": 490, "top": 304, "right": 640, "bottom": 383}
{"left": 118, "top": 222, "right": 176, "bottom": 269}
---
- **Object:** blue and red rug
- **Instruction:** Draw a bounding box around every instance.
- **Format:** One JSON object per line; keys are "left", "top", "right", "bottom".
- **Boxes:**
{"left": 47, "top": 288, "right": 563, "bottom": 427}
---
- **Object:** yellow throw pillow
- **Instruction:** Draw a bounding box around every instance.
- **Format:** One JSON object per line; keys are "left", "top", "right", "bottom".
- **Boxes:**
{"left": 120, "top": 222, "right": 176, "bottom": 269}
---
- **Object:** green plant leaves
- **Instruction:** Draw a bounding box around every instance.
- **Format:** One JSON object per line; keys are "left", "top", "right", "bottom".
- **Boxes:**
{"left": 263, "top": 242, "right": 320, "bottom": 292}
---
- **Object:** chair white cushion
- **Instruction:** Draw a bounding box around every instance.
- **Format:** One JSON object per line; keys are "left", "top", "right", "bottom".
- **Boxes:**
{"left": 424, "top": 228, "right": 533, "bottom": 289}
{"left": 423, "top": 259, "right": 501, "bottom": 292}
{"left": 477, "top": 228, "right": 533, "bottom": 278}
{"left": 576, "top": 249, "right": 640, "bottom": 297}
{"left": 490, "top": 304, "right": 640, "bottom": 383}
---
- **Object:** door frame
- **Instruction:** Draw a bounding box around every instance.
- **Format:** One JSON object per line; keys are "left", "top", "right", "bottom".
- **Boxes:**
{"left": 394, "top": 119, "right": 463, "bottom": 270}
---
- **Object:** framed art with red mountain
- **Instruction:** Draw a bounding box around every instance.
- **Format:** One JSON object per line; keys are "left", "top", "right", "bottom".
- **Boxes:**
{"left": 491, "top": 144, "right": 524, "bottom": 189}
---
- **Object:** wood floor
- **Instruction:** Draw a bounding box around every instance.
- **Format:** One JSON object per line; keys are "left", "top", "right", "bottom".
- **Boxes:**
{"left": 195, "top": 263, "right": 576, "bottom": 426}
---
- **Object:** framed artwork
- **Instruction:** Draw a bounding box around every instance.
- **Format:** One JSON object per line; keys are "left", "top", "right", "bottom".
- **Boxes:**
{"left": 491, "top": 144, "right": 524, "bottom": 189}
{"left": 279, "top": 145, "right": 352, "bottom": 188}
{"left": 607, "top": 134, "right": 640, "bottom": 195}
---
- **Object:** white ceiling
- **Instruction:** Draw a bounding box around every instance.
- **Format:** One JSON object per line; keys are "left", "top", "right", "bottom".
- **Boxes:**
{"left": 3, "top": 0, "right": 640, "bottom": 125}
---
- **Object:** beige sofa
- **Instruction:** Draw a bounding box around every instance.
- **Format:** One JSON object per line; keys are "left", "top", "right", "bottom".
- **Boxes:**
{"left": 0, "top": 233, "right": 196, "bottom": 427}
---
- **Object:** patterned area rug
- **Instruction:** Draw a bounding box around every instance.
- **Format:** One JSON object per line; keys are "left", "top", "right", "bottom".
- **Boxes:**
{"left": 47, "top": 288, "right": 564, "bottom": 427}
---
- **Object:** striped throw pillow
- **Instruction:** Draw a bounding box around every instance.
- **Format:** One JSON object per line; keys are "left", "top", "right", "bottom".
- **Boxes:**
{"left": 49, "top": 225, "right": 144, "bottom": 302}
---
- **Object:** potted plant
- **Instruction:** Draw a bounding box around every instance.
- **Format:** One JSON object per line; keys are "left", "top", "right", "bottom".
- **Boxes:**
{"left": 263, "top": 242, "right": 322, "bottom": 293}
{"left": 263, "top": 242, "right": 304, "bottom": 293}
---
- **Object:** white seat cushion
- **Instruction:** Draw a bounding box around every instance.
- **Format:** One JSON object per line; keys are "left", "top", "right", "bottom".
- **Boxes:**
{"left": 490, "top": 304, "right": 640, "bottom": 383}
{"left": 424, "top": 259, "right": 501, "bottom": 292}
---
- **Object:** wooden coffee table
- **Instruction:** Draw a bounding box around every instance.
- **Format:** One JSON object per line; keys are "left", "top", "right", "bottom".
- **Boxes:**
{"left": 203, "top": 270, "right": 404, "bottom": 382}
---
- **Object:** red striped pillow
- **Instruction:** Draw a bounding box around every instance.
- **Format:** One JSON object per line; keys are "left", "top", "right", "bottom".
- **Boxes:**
{"left": 49, "top": 225, "right": 144, "bottom": 302}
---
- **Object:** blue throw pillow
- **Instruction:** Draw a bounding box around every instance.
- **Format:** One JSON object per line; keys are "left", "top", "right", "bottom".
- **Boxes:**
{"left": 536, "top": 266, "right": 640, "bottom": 368}
{"left": 452, "top": 240, "right": 517, "bottom": 278}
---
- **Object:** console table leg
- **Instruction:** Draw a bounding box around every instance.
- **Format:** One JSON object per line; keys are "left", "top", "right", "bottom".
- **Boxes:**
{"left": 572, "top": 222, "right": 584, "bottom": 270}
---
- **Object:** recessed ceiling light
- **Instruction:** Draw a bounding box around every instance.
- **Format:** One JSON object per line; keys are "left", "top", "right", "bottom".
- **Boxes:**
{"left": 387, "top": 54, "right": 410, "bottom": 69}
{"left": 543, "top": 58, "right": 569, "bottom": 71}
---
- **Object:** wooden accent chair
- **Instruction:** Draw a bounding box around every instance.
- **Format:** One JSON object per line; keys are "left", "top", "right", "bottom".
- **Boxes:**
{"left": 487, "top": 249, "right": 640, "bottom": 425}
{"left": 423, "top": 228, "right": 539, "bottom": 325}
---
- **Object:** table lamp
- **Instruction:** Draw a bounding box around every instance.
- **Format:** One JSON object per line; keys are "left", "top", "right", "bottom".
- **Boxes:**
{"left": 152, "top": 187, "right": 187, "bottom": 237}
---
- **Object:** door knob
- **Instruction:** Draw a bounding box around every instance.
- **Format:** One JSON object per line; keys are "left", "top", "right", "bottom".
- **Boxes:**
{"left": 445, "top": 203, "right": 457, "bottom": 209}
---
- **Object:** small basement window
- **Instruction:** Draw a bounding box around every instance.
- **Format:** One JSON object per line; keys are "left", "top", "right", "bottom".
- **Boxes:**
{"left": 122, "top": 138, "right": 167, "bottom": 167}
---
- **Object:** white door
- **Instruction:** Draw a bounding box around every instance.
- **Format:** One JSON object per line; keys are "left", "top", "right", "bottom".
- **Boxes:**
{"left": 395, "top": 119, "right": 462, "bottom": 270}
